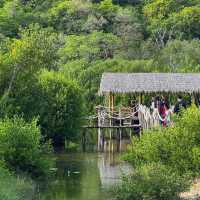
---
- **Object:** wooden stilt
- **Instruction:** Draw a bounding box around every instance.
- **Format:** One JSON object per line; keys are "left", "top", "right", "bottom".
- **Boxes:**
{"left": 111, "top": 93, "right": 114, "bottom": 112}
{"left": 119, "top": 135, "right": 122, "bottom": 152}
{"left": 192, "top": 93, "right": 196, "bottom": 105}
{"left": 109, "top": 93, "right": 115, "bottom": 141}
{"left": 119, "top": 107, "right": 122, "bottom": 140}
{"left": 109, "top": 93, "right": 112, "bottom": 112}
{"left": 82, "top": 130, "right": 86, "bottom": 152}
{"left": 111, "top": 140, "right": 114, "bottom": 153}
{"left": 97, "top": 107, "right": 102, "bottom": 151}
{"left": 129, "top": 129, "right": 132, "bottom": 140}
{"left": 138, "top": 93, "right": 143, "bottom": 105}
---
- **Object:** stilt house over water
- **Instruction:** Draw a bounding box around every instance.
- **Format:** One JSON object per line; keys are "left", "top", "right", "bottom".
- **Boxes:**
{"left": 97, "top": 73, "right": 200, "bottom": 129}
{"left": 84, "top": 73, "right": 200, "bottom": 151}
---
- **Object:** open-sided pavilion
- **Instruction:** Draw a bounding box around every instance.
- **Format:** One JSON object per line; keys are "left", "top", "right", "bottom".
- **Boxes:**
{"left": 100, "top": 72, "right": 200, "bottom": 110}
{"left": 84, "top": 72, "right": 200, "bottom": 151}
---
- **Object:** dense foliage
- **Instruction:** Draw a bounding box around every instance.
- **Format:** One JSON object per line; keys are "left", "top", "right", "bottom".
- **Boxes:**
{"left": 124, "top": 106, "right": 200, "bottom": 175}
{"left": 0, "top": 25, "right": 83, "bottom": 144}
{"left": 0, "top": 117, "right": 52, "bottom": 177}
{"left": 0, "top": 118, "right": 52, "bottom": 200}
{"left": 113, "top": 163, "right": 189, "bottom": 200}
{"left": 113, "top": 107, "right": 200, "bottom": 200}
{"left": 0, "top": 0, "right": 200, "bottom": 199}
{"left": 1, "top": 0, "right": 200, "bottom": 113}
{"left": 38, "top": 70, "right": 83, "bottom": 146}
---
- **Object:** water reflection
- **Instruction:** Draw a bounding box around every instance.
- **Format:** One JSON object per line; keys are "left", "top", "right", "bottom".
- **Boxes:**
{"left": 36, "top": 140, "right": 132, "bottom": 200}
{"left": 101, "top": 139, "right": 131, "bottom": 153}
{"left": 98, "top": 152, "right": 132, "bottom": 187}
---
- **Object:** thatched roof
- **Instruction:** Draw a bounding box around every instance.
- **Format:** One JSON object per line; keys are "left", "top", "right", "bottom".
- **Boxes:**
{"left": 100, "top": 73, "right": 200, "bottom": 94}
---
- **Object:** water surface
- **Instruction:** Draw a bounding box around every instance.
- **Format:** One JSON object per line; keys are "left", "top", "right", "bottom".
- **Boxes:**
{"left": 37, "top": 140, "right": 132, "bottom": 200}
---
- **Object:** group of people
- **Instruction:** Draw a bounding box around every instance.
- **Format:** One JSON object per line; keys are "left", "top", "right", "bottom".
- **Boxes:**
{"left": 151, "top": 95, "right": 186, "bottom": 126}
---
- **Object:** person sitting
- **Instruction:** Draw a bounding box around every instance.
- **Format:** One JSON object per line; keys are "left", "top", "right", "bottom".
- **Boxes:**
{"left": 174, "top": 95, "right": 186, "bottom": 114}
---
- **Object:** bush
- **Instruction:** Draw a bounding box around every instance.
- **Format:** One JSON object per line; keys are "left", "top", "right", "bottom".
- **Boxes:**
{"left": 0, "top": 117, "right": 52, "bottom": 178}
{"left": 0, "top": 164, "right": 35, "bottom": 200}
{"left": 124, "top": 106, "right": 200, "bottom": 175}
{"left": 113, "top": 106, "right": 200, "bottom": 200}
{"left": 38, "top": 70, "right": 84, "bottom": 146}
{"left": 113, "top": 163, "right": 190, "bottom": 200}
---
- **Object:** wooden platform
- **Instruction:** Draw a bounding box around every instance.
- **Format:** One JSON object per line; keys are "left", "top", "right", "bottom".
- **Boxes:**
{"left": 82, "top": 125, "right": 141, "bottom": 129}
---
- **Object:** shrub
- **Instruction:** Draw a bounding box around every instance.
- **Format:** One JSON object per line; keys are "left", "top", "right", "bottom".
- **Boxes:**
{"left": 124, "top": 106, "right": 200, "bottom": 175}
{"left": 113, "top": 163, "right": 190, "bottom": 200}
{"left": 0, "top": 117, "right": 52, "bottom": 177}
{"left": 115, "top": 106, "right": 200, "bottom": 199}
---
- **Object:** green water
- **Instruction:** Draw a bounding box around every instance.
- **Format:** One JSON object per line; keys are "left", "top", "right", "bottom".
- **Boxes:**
{"left": 36, "top": 141, "right": 132, "bottom": 200}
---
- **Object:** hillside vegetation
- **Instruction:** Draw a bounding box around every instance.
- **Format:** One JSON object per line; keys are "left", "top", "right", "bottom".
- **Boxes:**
{"left": 0, "top": 0, "right": 200, "bottom": 199}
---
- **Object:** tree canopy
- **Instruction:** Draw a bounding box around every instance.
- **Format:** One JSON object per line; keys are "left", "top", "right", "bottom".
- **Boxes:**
{"left": 0, "top": 0, "right": 200, "bottom": 198}
{"left": 1, "top": 0, "right": 200, "bottom": 136}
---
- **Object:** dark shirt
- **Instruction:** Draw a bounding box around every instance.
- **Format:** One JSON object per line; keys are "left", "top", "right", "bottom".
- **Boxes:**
{"left": 174, "top": 100, "right": 186, "bottom": 114}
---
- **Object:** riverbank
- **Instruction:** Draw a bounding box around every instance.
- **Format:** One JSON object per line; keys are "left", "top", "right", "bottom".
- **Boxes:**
{"left": 181, "top": 179, "right": 200, "bottom": 200}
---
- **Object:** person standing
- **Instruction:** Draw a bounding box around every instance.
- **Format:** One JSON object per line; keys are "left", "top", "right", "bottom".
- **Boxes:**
{"left": 159, "top": 97, "right": 168, "bottom": 126}
{"left": 174, "top": 95, "right": 186, "bottom": 114}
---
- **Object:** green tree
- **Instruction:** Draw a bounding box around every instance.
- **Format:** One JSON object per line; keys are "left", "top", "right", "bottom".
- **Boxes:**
{"left": 48, "top": 0, "right": 91, "bottom": 34}
{"left": 171, "top": 6, "right": 200, "bottom": 39}
{"left": 144, "top": 0, "right": 200, "bottom": 45}
{"left": 38, "top": 70, "right": 83, "bottom": 146}
{"left": 155, "top": 39, "right": 200, "bottom": 72}
{"left": 113, "top": 7, "right": 145, "bottom": 59}
{"left": 113, "top": 0, "right": 143, "bottom": 6}
{"left": 59, "top": 31, "right": 120, "bottom": 63}
{"left": 0, "top": 0, "right": 43, "bottom": 37}
{"left": 61, "top": 58, "right": 155, "bottom": 111}
{"left": 0, "top": 24, "right": 60, "bottom": 118}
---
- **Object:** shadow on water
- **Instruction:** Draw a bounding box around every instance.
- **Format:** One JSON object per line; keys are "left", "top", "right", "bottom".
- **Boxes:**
{"left": 35, "top": 139, "right": 132, "bottom": 200}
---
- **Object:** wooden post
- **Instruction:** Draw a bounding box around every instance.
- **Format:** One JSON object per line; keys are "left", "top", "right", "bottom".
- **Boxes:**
{"left": 82, "top": 130, "right": 86, "bottom": 152}
{"left": 141, "top": 94, "right": 143, "bottom": 105}
{"left": 138, "top": 94, "right": 140, "bottom": 105}
{"left": 108, "top": 93, "right": 115, "bottom": 112}
{"left": 111, "top": 93, "right": 115, "bottom": 112}
{"left": 111, "top": 140, "right": 114, "bottom": 153}
{"left": 119, "top": 107, "right": 122, "bottom": 140}
{"left": 129, "top": 129, "right": 132, "bottom": 140}
{"left": 138, "top": 93, "right": 143, "bottom": 105}
{"left": 109, "top": 93, "right": 115, "bottom": 141}
{"left": 110, "top": 128, "right": 112, "bottom": 140}
{"left": 108, "top": 93, "right": 111, "bottom": 111}
{"left": 192, "top": 93, "right": 196, "bottom": 105}
{"left": 97, "top": 107, "right": 102, "bottom": 151}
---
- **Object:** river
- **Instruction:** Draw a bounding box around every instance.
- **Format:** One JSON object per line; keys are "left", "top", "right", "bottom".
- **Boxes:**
{"left": 36, "top": 139, "right": 132, "bottom": 200}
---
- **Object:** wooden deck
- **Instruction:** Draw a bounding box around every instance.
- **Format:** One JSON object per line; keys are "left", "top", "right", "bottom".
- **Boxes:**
{"left": 82, "top": 124, "right": 141, "bottom": 129}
